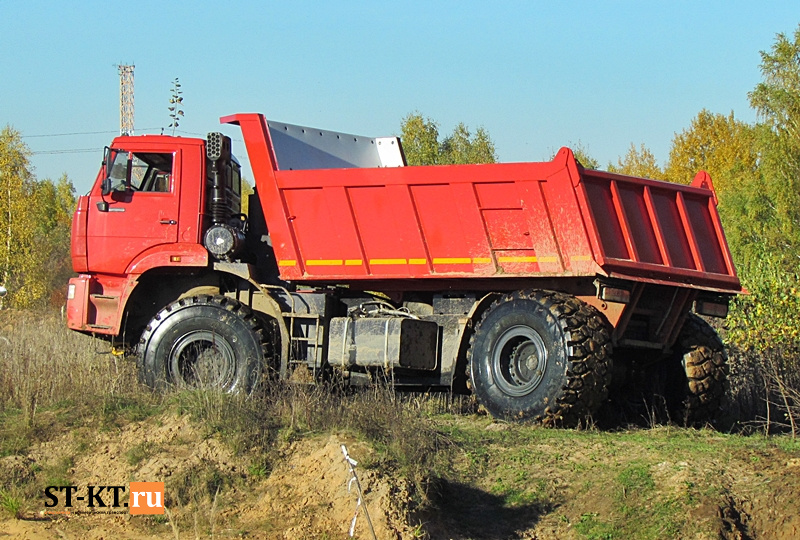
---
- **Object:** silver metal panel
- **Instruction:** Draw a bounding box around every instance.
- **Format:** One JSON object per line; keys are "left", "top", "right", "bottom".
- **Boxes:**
{"left": 328, "top": 317, "right": 438, "bottom": 370}
{"left": 375, "top": 137, "right": 405, "bottom": 168}
{"left": 267, "top": 121, "right": 405, "bottom": 170}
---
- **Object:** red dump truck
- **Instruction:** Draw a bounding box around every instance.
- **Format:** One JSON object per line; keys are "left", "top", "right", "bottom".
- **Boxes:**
{"left": 67, "top": 113, "right": 741, "bottom": 426}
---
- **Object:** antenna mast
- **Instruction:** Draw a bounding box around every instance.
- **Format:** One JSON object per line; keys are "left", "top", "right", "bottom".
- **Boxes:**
{"left": 118, "top": 64, "right": 135, "bottom": 135}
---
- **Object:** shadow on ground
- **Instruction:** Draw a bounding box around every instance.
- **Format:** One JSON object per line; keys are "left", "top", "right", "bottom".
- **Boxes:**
{"left": 422, "top": 479, "right": 557, "bottom": 540}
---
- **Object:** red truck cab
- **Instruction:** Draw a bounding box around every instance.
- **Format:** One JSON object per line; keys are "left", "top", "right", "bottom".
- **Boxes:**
{"left": 67, "top": 136, "right": 228, "bottom": 334}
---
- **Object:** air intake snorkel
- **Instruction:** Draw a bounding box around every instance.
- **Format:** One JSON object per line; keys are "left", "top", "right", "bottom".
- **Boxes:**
{"left": 206, "top": 132, "right": 231, "bottom": 225}
{"left": 203, "top": 133, "right": 244, "bottom": 260}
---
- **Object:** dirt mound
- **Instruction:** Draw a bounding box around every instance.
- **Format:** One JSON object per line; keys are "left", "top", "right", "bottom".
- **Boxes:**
{"left": 719, "top": 452, "right": 800, "bottom": 539}
{"left": 3, "top": 410, "right": 800, "bottom": 539}
{"left": 241, "top": 434, "right": 417, "bottom": 539}
{"left": 0, "top": 414, "right": 417, "bottom": 539}
{"left": 419, "top": 424, "right": 800, "bottom": 540}
{"left": 68, "top": 414, "right": 237, "bottom": 486}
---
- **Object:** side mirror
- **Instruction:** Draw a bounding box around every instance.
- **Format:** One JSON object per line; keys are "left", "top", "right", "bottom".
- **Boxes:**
{"left": 102, "top": 147, "right": 112, "bottom": 195}
{"left": 125, "top": 152, "right": 133, "bottom": 191}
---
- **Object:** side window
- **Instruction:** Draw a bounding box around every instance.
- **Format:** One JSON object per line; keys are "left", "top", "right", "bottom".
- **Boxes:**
{"left": 108, "top": 151, "right": 174, "bottom": 193}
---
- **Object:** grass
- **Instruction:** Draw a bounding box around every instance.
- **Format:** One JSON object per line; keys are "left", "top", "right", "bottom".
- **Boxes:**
{"left": 427, "top": 419, "right": 800, "bottom": 539}
{"left": 574, "top": 512, "right": 618, "bottom": 540}
{"left": 125, "top": 441, "right": 160, "bottom": 466}
{"left": 1, "top": 309, "right": 800, "bottom": 539}
{"left": 0, "top": 488, "right": 23, "bottom": 518}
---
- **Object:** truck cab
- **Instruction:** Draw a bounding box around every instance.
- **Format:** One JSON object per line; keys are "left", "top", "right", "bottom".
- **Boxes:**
{"left": 68, "top": 134, "right": 243, "bottom": 335}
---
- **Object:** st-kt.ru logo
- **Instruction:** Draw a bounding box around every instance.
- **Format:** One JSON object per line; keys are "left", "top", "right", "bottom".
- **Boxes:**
{"left": 44, "top": 482, "right": 164, "bottom": 515}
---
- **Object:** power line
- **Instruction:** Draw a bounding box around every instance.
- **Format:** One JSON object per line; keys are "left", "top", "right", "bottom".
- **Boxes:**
{"left": 24, "top": 130, "right": 118, "bottom": 138}
{"left": 31, "top": 147, "right": 250, "bottom": 164}
{"left": 27, "top": 129, "right": 247, "bottom": 157}
{"left": 23, "top": 128, "right": 162, "bottom": 139}
{"left": 23, "top": 128, "right": 224, "bottom": 138}
{"left": 32, "top": 148, "right": 100, "bottom": 155}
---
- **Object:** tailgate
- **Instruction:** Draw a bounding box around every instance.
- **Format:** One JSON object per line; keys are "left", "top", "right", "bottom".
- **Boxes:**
{"left": 576, "top": 169, "right": 742, "bottom": 293}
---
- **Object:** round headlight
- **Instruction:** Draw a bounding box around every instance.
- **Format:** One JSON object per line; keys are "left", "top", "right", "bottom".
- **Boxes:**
{"left": 204, "top": 224, "right": 244, "bottom": 259}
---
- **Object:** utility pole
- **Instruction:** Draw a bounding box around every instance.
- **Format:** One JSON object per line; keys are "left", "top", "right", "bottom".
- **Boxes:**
{"left": 117, "top": 64, "right": 135, "bottom": 135}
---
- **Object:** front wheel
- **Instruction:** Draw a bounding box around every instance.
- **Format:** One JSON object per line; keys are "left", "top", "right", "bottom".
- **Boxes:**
{"left": 468, "top": 290, "right": 612, "bottom": 426}
{"left": 137, "top": 295, "right": 267, "bottom": 393}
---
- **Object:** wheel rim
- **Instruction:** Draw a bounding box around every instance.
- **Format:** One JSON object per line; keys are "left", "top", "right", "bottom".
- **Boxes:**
{"left": 169, "top": 330, "right": 237, "bottom": 389}
{"left": 490, "top": 325, "right": 548, "bottom": 397}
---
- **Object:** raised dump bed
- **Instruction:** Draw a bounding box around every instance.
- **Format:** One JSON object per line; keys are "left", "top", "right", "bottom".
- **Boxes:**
{"left": 226, "top": 113, "right": 740, "bottom": 295}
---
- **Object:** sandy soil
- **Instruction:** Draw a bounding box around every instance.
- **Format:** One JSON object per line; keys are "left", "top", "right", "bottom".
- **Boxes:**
{"left": 2, "top": 413, "right": 800, "bottom": 539}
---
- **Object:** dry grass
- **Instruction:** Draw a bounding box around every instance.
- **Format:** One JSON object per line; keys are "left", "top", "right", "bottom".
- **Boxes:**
{"left": 0, "top": 309, "right": 158, "bottom": 464}
{"left": 2, "top": 308, "right": 798, "bottom": 440}
{"left": 726, "top": 344, "right": 800, "bottom": 436}
{"left": 173, "top": 380, "right": 454, "bottom": 496}
{"left": 0, "top": 310, "right": 456, "bottom": 534}
{"left": 0, "top": 314, "right": 447, "bottom": 474}
{"left": 762, "top": 353, "right": 800, "bottom": 437}
{"left": 0, "top": 310, "right": 143, "bottom": 424}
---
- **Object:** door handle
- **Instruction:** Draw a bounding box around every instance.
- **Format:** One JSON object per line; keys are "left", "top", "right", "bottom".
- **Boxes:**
{"left": 160, "top": 219, "right": 177, "bottom": 225}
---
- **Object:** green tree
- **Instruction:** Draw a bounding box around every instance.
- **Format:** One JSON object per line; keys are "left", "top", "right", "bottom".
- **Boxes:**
{"left": 440, "top": 123, "right": 497, "bottom": 165}
{"left": 31, "top": 174, "right": 76, "bottom": 306}
{"left": 400, "top": 113, "right": 440, "bottom": 166}
{"left": 0, "top": 127, "right": 76, "bottom": 309}
{"left": 749, "top": 26, "right": 800, "bottom": 147}
{"left": 719, "top": 25, "right": 800, "bottom": 358}
{"left": 747, "top": 26, "right": 800, "bottom": 270}
{"left": 569, "top": 142, "right": 600, "bottom": 170}
{"left": 663, "top": 110, "right": 758, "bottom": 190}
{"left": 399, "top": 112, "right": 497, "bottom": 166}
{"left": 0, "top": 126, "right": 34, "bottom": 309}
{"left": 607, "top": 143, "right": 665, "bottom": 180}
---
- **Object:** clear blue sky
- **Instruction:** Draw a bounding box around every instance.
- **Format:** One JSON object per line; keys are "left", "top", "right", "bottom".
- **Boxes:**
{"left": 2, "top": 1, "right": 799, "bottom": 194}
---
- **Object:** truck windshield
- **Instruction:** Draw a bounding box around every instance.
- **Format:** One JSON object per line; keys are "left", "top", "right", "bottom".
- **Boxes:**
{"left": 107, "top": 150, "right": 174, "bottom": 192}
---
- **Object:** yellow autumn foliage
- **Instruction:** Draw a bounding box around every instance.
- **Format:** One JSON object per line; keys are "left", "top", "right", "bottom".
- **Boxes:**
{"left": 0, "top": 126, "right": 75, "bottom": 309}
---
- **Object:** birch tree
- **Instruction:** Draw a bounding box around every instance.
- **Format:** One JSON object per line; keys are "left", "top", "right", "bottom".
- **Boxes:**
{"left": 0, "top": 127, "right": 76, "bottom": 309}
{"left": 0, "top": 126, "right": 33, "bottom": 309}
{"left": 400, "top": 113, "right": 497, "bottom": 166}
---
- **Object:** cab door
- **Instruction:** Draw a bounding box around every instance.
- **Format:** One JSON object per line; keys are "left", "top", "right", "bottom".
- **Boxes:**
{"left": 86, "top": 145, "right": 182, "bottom": 275}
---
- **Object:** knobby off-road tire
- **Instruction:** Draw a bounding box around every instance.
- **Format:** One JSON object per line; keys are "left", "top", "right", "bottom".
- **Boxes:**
{"left": 468, "top": 290, "right": 613, "bottom": 426}
{"left": 137, "top": 295, "right": 267, "bottom": 393}
{"left": 668, "top": 314, "right": 728, "bottom": 426}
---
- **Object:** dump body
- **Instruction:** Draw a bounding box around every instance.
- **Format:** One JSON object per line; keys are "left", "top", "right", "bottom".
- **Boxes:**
{"left": 226, "top": 113, "right": 741, "bottom": 295}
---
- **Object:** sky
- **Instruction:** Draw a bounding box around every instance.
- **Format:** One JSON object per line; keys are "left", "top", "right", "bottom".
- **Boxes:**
{"left": 2, "top": 1, "right": 800, "bottom": 195}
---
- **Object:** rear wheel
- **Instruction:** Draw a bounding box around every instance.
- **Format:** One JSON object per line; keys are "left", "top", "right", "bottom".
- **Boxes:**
{"left": 667, "top": 314, "right": 728, "bottom": 426}
{"left": 468, "top": 290, "right": 612, "bottom": 426}
{"left": 137, "top": 295, "right": 267, "bottom": 393}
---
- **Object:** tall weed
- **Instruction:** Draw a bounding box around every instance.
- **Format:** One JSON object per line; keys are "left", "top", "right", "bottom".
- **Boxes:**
{"left": 0, "top": 309, "right": 146, "bottom": 443}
